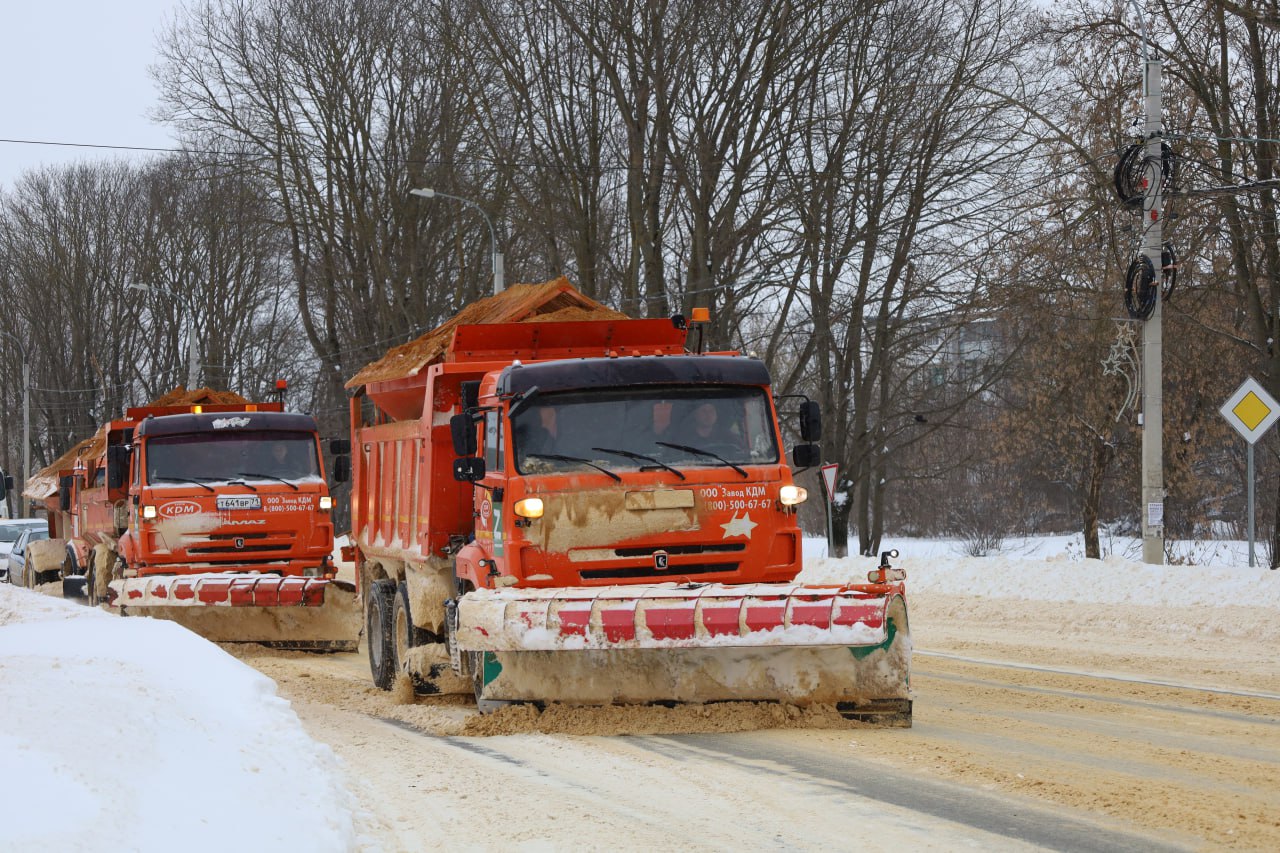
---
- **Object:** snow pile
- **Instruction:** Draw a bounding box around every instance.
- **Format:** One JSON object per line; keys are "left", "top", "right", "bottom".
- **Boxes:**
{"left": 0, "top": 585, "right": 356, "bottom": 853}
{"left": 798, "top": 539, "right": 1280, "bottom": 610}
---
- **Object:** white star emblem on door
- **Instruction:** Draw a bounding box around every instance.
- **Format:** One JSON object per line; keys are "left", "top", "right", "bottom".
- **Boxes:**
{"left": 720, "top": 512, "right": 757, "bottom": 539}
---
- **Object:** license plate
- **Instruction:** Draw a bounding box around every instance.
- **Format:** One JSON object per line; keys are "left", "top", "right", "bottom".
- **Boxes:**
{"left": 217, "top": 495, "right": 262, "bottom": 511}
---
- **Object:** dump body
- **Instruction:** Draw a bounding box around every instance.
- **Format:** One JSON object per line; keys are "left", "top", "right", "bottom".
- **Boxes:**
{"left": 350, "top": 292, "right": 909, "bottom": 721}
{"left": 48, "top": 403, "right": 357, "bottom": 649}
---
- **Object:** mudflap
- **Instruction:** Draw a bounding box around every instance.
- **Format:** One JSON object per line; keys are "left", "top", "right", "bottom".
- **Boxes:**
{"left": 108, "top": 575, "right": 361, "bottom": 651}
{"left": 62, "top": 574, "right": 88, "bottom": 600}
{"left": 460, "top": 585, "right": 912, "bottom": 724}
{"left": 402, "top": 642, "right": 471, "bottom": 695}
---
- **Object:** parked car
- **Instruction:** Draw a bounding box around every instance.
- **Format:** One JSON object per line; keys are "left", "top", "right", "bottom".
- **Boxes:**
{"left": 5, "top": 526, "right": 51, "bottom": 587}
{"left": 0, "top": 519, "right": 46, "bottom": 583}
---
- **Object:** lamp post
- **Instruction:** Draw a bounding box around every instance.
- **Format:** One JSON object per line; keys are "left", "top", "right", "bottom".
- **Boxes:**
{"left": 410, "top": 187, "right": 504, "bottom": 295}
{"left": 128, "top": 282, "right": 200, "bottom": 389}
{"left": 0, "top": 330, "right": 30, "bottom": 518}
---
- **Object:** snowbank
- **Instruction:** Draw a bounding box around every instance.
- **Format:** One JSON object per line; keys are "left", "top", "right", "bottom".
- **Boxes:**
{"left": 0, "top": 585, "right": 356, "bottom": 853}
{"left": 798, "top": 537, "right": 1280, "bottom": 610}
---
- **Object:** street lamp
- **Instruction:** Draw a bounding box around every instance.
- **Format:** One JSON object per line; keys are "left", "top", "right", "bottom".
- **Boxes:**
{"left": 0, "top": 330, "right": 30, "bottom": 518}
{"left": 410, "top": 187, "right": 504, "bottom": 295}
{"left": 128, "top": 282, "right": 200, "bottom": 390}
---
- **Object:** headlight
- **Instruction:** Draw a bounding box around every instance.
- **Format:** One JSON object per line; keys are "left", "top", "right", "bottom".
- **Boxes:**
{"left": 779, "top": 485, "right": 807, "bottom": 506}
{"left": 319, "top": 495, "right": 333, "bottom": 510}
{"left": 142, "top": 505, "right": 158, "bottom": 519}
{"left": 513, "top": 497, "right": 544, "bottom": 519}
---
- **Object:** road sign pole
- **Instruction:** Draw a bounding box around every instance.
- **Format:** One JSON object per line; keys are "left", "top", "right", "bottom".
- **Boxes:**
{"left": 820, "top": 463, "right": 839, "bottom": 559}
{"left": 1248, "top": 442, "right": 1255, "bottom": 568}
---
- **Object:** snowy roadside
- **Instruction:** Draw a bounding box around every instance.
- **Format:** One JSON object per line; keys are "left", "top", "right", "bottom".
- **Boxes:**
{"left": 0, "top": 585, "right": 358, "bottom": 853}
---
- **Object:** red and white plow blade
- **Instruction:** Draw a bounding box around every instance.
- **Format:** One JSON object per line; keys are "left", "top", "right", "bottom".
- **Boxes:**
{"left": 456, "top": 584, "right": 912, "bottom": 711}
{"left": 110, "top": 574, "right": 336, "bottom": 608}
{"left": 106, "top": 574, "right": 360, "bottom": 650}
{"left": 456, "top": 583, "right": 892, "bottom": 650}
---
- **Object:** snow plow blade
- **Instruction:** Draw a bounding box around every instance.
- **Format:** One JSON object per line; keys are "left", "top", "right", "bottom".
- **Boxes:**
{"left": 454, "top": 583, "right": 911, "bottom": 725}
{"left": 107, "top": 575, "right": 360, "bottom": 651}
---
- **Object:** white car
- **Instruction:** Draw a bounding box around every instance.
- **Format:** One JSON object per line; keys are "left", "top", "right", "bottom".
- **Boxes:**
{"left": 0, "top": 519, "right": 46, "bottom": 583}
{"left": 5, "top": 526, "right": 51, "bottom": 587}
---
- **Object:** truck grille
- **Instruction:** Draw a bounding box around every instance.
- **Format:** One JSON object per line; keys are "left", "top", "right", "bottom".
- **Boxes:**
{"left": 185, "top": 531, "right": 299, "bottom": 556}
{"left": 579, "top": 562, "right": 739, "bottom": 581}
{"left": 612, "top": 543, "right": 746, "bottom": 557}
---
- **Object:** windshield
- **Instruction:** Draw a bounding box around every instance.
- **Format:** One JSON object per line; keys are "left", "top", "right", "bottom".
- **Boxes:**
{"left": 0, "top": 523, "right": 41, "bottom": 544}
{"left": 511, "top": 386, "right": 779, "bottom": 474}
{"left": 144, "top": 430, "right": 321, "bottom": 484}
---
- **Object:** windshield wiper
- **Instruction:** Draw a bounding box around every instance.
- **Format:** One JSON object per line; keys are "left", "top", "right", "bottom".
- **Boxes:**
{"left": 235, "top": 471, "right": 299, "bottom": 491}
{"left": 654, "top": 442, "right": 748, "bottom": 478}
{"left": 151, "top": 476, "right": 216, "bottom": 493}
{"left": 592, "top": 447, "right": 686, "bottom": 480}
{"left": 527, "top": 453, "right": 623, "bottom": 482}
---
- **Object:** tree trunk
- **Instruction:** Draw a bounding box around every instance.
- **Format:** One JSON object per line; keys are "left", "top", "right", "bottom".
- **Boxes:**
{"left": 1081, "top": 438, "right": 1114, "bottom": 560}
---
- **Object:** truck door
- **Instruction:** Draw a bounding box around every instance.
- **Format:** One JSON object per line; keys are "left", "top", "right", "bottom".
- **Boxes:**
{"left": 480, "top": 411, "right": 507, "bottom": 558}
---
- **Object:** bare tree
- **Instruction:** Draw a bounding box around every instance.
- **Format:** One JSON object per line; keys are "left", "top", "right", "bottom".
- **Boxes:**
{"left": 154, "top": 0, "right": 482, "bottom": 427}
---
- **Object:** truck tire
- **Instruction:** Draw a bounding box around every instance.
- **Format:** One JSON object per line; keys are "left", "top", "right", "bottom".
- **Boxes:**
{"left": 367, "top": 579, "right": 397, "bottom": 690}
{"left": 393, "top": 583, "right": 413, "bottom": 675}
{"left": 85, "top": 563, "right": 98, "bottom": 606}
{"left": 395, "top": 582, "right": 453, "bottom": 695}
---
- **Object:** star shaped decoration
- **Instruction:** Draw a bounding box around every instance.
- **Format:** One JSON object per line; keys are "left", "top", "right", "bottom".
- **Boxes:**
{"left": 721, "top": 512, "right": 758, "bottom": 539}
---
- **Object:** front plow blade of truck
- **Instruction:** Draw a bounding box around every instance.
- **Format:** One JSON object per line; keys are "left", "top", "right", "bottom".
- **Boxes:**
{"left": 454, "top": 583, "right": 911, "bottom": 725}
{"left": 107, "top": 575, "right": 361, "bottom": 651}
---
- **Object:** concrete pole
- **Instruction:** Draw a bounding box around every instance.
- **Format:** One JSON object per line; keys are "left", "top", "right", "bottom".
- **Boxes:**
{"left": 1140, "top": 56, "right": 1165, "bottom": 565}
{"left": 21, "top": 358, "right": 29, "bottom": 519}
{"left": 186, "top": 315, "right": 200, "bottom": 390}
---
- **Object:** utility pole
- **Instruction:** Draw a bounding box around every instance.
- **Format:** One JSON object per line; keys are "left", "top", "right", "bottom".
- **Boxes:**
{"left": 1136, "top": 25, "right": 1165, "bottom": 565}
{"left": 0, "top": 331, "right": 30, "bottom": 519}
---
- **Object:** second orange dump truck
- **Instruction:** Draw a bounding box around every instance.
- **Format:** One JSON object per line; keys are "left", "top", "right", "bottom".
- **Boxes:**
{"left": 347, "top": 281, "right": 911, "bottom": 722}
{"left": 32, "top": 392, "right": 359, "bottom": 649}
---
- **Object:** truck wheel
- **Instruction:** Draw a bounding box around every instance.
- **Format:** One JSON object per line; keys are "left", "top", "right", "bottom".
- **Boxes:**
{"left": 393, "top": 582, "right": 413, "bottom": 675}
{"left": 85, "top": 564, "right": 97, "bottom": 605}
{"left": 367, "top": 579, "right": 397, "bottom": 690}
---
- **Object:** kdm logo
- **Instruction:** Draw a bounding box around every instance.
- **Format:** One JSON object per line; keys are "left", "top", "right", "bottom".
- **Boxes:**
{"left": 160, "top": 501, "right": 202, "bottom": 518}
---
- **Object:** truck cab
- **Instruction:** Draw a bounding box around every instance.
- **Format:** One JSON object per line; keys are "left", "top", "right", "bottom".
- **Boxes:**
{"left": 450, "top": 353, "right": 817, "bottom": 592}
{"left": 117, "top": 410, "right": 337, "bottom": 580}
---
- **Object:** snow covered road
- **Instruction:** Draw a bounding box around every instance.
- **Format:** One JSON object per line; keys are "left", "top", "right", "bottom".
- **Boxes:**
{"left": 5, "top": 545, "right": 1279, "bottom": 850}
{"left": 236, "top": 577, "right": 1280, "bottom": 850}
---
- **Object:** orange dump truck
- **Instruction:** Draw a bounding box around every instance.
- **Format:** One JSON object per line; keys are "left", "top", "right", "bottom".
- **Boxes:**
{"left": 31, "top": 392, "right": 358, "bottom": 649}
{"left": 347, "top": 281, "right": 910, "bottom": 722}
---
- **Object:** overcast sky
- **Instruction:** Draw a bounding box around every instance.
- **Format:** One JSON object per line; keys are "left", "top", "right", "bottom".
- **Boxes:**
{"left": 0, "top": 1, "right": 182, "bottom": 190}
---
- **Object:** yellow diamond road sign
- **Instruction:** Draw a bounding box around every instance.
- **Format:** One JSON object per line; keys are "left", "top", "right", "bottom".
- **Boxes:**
{"left": 1220, "top": 378, "right": 1280, "bottom": 444}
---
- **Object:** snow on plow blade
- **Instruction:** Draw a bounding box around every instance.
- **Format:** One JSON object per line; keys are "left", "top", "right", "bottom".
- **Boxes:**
{"left": 107, "top": 575, "right": 361, "bottom": 651}
{"left": 455, "top": 583, "right": 911, "bottom": 723}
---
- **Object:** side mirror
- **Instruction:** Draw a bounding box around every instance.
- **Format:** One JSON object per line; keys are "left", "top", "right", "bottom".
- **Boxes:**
{"left": 791, "top": 443, "right": 822, "bottom": 469}
{"left": 329, "top": 438, "right": 352, "bottom": 455}
{"left": 59, "top": 475, "right": 73, "bottom": 512}
{"left": 799, "top": 400, "right": 822, "bottom": 442}
{"left": 107, "top": 445, "right": 129, "bottom": 490}
{"left": 453, "top": 457, "right": 486, "bottom": 482}
{"left": 460, "top": 380, "right": 481, "bottom": 412}
{"left": 451, "top": 413, "right": 478, "bottom": 456}
{"left": 331, "top": 454, "right": 351, "bottom": 484}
